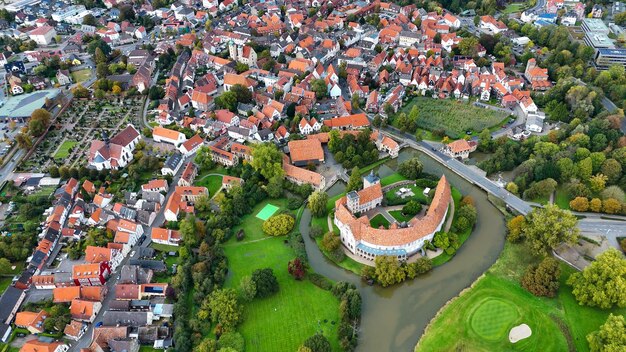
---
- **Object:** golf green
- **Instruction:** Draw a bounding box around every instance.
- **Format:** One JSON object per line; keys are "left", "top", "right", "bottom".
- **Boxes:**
{"left": 256, "top": 204, "right": 279, "bottom": 220}
{"left": 470, "top": 298, "right": 519, "bottom": 341}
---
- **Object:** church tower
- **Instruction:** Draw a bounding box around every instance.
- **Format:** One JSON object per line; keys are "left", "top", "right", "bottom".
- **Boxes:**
{"left": 228, "top": 40, "right": 237, "bottom": 61}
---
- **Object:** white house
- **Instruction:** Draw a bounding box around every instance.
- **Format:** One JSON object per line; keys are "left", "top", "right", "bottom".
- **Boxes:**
{"left": 298, "top": 118, "right": 322, "bottom": 135}
{"left": 178, "top": 135, "right": 204, "bottom": 156}
{"left": 525, "top": 112, "right": 545, "bottom": 132}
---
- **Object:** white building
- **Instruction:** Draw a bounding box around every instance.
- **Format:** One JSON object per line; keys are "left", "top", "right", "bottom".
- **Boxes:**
{"left": 89, "top": 125, "right": 141, "bottom": 170}
{"left": 152, "top": 127, "right": 187, "bottom": 147}
{"left": 28, "top": 25, "right": 56, "bottom": 45}
{"left": 335, "top": 175, "right": 451, "bottom": 261}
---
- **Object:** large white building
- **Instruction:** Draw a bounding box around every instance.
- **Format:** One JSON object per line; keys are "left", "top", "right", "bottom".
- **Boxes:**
{"left": 28, "top": 25, "right": 56, "bottom": 45}
{"left": 334, "top": 175, "right": 451, "bottom": 261}
{"left": 89, "top": 125, "right": 141, "bottom": 170}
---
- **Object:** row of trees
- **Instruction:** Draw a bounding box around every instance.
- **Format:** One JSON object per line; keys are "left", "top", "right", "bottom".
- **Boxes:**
{"left": 362, "top": 256, "right": 433, "bottom": 287}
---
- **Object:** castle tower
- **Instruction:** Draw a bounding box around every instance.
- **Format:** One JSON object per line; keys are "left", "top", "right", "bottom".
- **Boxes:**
{"left": 228, "top": 40, "right": 237, "bottom": 61}
{"left": 363, "top": 170, "right": 380, "bottom": 188}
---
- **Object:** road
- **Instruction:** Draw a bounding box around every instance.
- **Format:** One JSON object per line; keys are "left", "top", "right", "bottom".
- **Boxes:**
{"left": 68, "top": 152, "right": 191, "bottom": 352}
{"left": 525, "top": 0, "right": 546, "bottom": 14}
{"left": 376, "top": 119, "right": 626, "bottom": 240}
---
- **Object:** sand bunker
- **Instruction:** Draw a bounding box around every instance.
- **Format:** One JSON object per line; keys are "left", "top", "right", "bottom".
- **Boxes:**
{"left": 509, "top": 324, "right": 532, "bottom": 343}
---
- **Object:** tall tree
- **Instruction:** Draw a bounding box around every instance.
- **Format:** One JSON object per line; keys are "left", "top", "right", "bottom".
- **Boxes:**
{"left": 202, "top": 289, "right": 241, "bottom": 331}
{"left": 346, "top": 166, "right": 362, "bottom": 192}
{"left": 568, "top": 248, "right": 626, "bottom": 309}
{"left": 520, "top": 205, "right": 579, "bottom": 255}
{"left": 308, "top": 191, "right": 329, "bottom": 217}
{"left": 251, "top": 143, "right": 284, "bottom": 180}
{"left": 587, "top": 314, "right": 626, "bottom": 352}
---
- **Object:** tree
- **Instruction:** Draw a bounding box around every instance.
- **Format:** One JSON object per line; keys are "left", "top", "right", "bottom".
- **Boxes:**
{"left": 308, "top": 191, "right": 329, "bottom": 217}
{"left": 48, "top": 165, "right": 59, "bottom": 178}
{"left": 402, "top": 200, "right": 422, "bottom": 216}
{"left": 94, "top": 47, "right": 107, "bottom": 64}
{"left": 16, "top": 133, "right": 33, "bottom": 149}
{"left": 194, "top": 146, "right": 215, "bottom": 171}
{"left": 148, "top": 86, "right": 165, "bottom": 100}
{"left": 288, "top": 257, "right": 305, "bottom": 280}
{"left": 458, "top": 37, "right": 479, "bottom": 57}
{"left": 521, "top": 257, "right": 561, "bottom": 297}
{"left": 82, "top": 14, "right": 96, "bottom": 25}
{"left": 0, "top": 257, "right": 11, "bottom": 275}
{"left": 96, "top": 62, "right": 109, "bottom": 79}
{"left": 374, "top": 256, "right": 406, "bottom": 287}
{"left": 251, "top": 268, "right": 279, "bottom": 298}
{"left": 262, "top": 214, "right": 295, "bottom": 236}
{"left": 590, "top": 174, "right": 609, "bottom": 193}
{"left": 251, "top": 143, "right": 284, "bottom": 180}
{"left": 506, "top": 182, "right": 519, "bottom": 195}
{"left": 217, "top": 332, "right": 244, "bottom": 351}
{"left": 520, "top": 205, "right": 579, "bottom": 255}
{"left": 569, "top": 197, "right": 590, "bottom": 212}
{"left": 112, "top": 85, "right": 122, "bottom": 95}
{"left": 397, "top": 158, "right": 423, "bottom": 179}
{"left": 215, "top": 91, "right": 238, "bottom": 111}
{"left": 266, "top": 174, "right": 284, "bottom": 198}
{"left": 310, "top": 79, "right": 328, "bottom": 99}
{"left": 303, "top": 334, "right": 331, "bottom": 352}
{"left": 230, "top": 84, "right": 252, "bottom": 104}
{"left": 239, "top": 276, "right": 256, "bottom": 302}
{"left": 346, "top": 166, "right": 362, "bottom": 192}
{"left": 588, "top": 314, "right": 626, "bottom": 352}
{"left": 321, "top": 232, "right": 341, "bottom": 251}
{"left": 203, "top": 289, "right": 242, "bottom": 331}
{"left": 615, "top": 11, "right": 626, "bottom": 25}
{"left": 568, "top": 248, "right": 626, "bottom": 309}
{"left": 234, "top": 62, "right": 249, "bottom": 73}
{"left": 601, "top": 159, "right": 622, "bottom": 184}
{"left": 29, "top": 108, "right": 51, "bottom": 137}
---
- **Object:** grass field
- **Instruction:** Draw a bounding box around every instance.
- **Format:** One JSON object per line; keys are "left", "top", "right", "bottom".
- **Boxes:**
{"left": 389, "top": 210, "right": 413, "bottom": 223}
{"left": 393, "top": 98, "right": 508, "bottom": 138}
{"left": 54, "top": 140, "right": 77, "bottom": 160}
{"left": 71, "top": 69, "right": 92, "bottom": 83}
{"left": 380, "top": 173, "right": 408, "bottom": 187}
{"left": 470, "top": 298, "right": 520, "bottom": 340}
{"left": 150, "top": 243, "right": 180, "bottom": 253}
{"left": 224, "top": 200, "right": 341, "bottom": 351}
{"left": 417, "top": 241, "right": 626, "bottom": 352}
{"left": 370, "top": 214, "right": 390, "bottom": 229}
{"left": 194, "top": 174, "right": 223, "bottom": 197}
{"left": 384, "top": 184, "right": 430, "bottom": 205}
{"left": 502, "top": 2, "right": 526, "bottom": 13}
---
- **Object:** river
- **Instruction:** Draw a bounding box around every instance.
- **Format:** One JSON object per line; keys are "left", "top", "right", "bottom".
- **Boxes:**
{"left": 299, "top": 148, "right": 508, "bottom": 352}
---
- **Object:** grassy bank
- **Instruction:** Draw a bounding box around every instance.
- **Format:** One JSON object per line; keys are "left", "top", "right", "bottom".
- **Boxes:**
{"left": 416, "top": 241, "right": 626, "bottom": 352}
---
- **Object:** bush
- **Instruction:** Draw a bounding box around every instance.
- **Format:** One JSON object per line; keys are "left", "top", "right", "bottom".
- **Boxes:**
{"left": 402, "top": 200, "right": 422, "bottom": 216}
{"left": 321, "top": 232, "right": 341, "bottom": 251}
{"left": 569, "top": 197, "right": 589, "bottom": 212}
{"left": 415, "top": 179, "right": 438, "bottom": 188}
{"left": 288, "top": 231, "right": 307, "bottom": 262}
{"left": 251, "top": 268, "right": 279, "bottom": 298}
{"left": 217, "top": 332, "right": 244, "bottom": 351}
{"left": 310, "top": 226, "right": 323, "bottom": 239}
{"left": 308, "top": 272, "right": 333, "bottom": 291}
{"left": 303, "top": 333, "right": 332, "bottom": 352}
{"left": 287, "top": 197, "right": 304, "bottom": 210}
{"left": 262, "top": 214, "right": 295, "bottom": 236}
{"left": 398, "top": 158, "right": 423, "bottom": 179}
{"left": 521, "top": 257, "right": 561, "bottom": 297}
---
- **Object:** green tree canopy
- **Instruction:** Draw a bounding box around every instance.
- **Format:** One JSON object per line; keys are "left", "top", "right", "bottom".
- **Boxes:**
{"left": 308, "top": 191, "right": 329, "bottom": 217}
{"left": 568, "top": 248, "right": 626, "bottom": 309}
{"left": 251, "top": 143, "right": 284, "bottom": 180}
{"left": 587, "top": 313, "right": 626, "bottom": 352}
{"left": 520, "top": 205, "right": 579, "bottom": 255}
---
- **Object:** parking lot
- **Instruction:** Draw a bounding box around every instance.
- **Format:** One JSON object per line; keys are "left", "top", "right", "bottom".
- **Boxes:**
{"left": 0, "top": 120, "right": 24, "bottom": 159}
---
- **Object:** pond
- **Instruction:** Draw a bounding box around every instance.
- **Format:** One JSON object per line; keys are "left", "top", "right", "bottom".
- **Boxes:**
{"left": 299, "top": 148, "right": 508, "bottom": 351}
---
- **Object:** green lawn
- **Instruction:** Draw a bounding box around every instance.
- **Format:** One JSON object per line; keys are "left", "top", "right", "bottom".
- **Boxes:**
{"left": 223, "top": 200, "right": 341, "bottom": 351}
{"left": 71, "top": 69, "right": 92, "bottom": 83}
{"left": 502, "top": 2, "right": 526, "bottom": 14}
{"left": 194, "top": 174, "right": 223, "bottom": 197}
{"left": 380, "top": 173, "right": 408, "bottom": 187}
{"left": 389, "top": 210, "right": 413, "bottom": 223}
{"left": 417, "top": 240, "right": 626, "bottom": 352}
{"left": 151, "top": 243, "right": 180, "bottom": 253}
{"left": 555, "top": 187, "right": 571, "bottom": 210}
{"left": 0, "top": 277, "right": 12, "bottom": 295}
{"left": 327, "top": 193, "right": 345, "bottom": 213}
{"left": 54, "top": 140, "right": 78, "bottom": 160}
{"left": 311, "top": 215, "right": 330, "bottom": 233}
{"left": 370, "top": 214, "right": 390, "bottom": 229}
{"left": 392, "top": 97, "right": 508, "bottom": 139}
{"left": 384, "top": 184, "right": 430, "bottom": 205}
{"left": 232, "top": 199, "right": 291, "bottom": 242}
